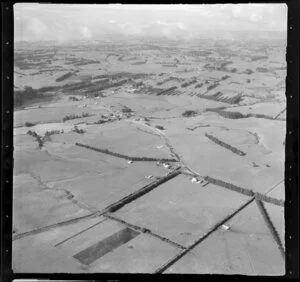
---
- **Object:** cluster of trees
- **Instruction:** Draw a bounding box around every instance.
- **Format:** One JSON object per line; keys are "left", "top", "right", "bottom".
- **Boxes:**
{"left": 256, "top": 67, "right": 269, "bottom": 73}
{"left": 27, "top": 129, "right": 65, "bottom": 148}
{"left": 218, "top": 61, "right": 232, "bottom": 69}
{"left": 204, "top": 176, "right": 254, "bottom": 196}
{"left": 69, "top": 96, "right": 79, "bottom": 101}
{"left": 206, "top": 108, "right": 278, "bottom": 121}
{"left": 45, "top": 130, "right": 61, "bottom": 136}
{"left": 56, "top": 72, "right": 74, "bottom": 82}
{"left": 121, "top": 106, "right": 133, "bottom": 113}
{"left": 244, "top": 69, "right": 254, "bottom": 75}
{"left": 198, "top": 93, "right": 242, "bottom": 104}
{"left": 255, "top": 192, "right": 284, "bottom": 207}
{"left": 155, "top": 125, "right": 165, "bottom": 130}
{"left": 14, "top": 86, "right": 39, "bottom": 107}
{"left": 63, "top": 112, "right": 93, "bottom": 122}
{"left": 75, "top": 142, "right": 177, "bottom": 162}
{"left": 25, "top": 121, "right": 36, "bottom": 127}
{"left": 131, "top": 61, "right": 146, "bottom": 65}
{"left": 221, "top": 75, "right": 231, "bottom": 81}
{"left": 156, "top": 86, "right": 178, "bottom": 96}
{"left": 72, "top": 125, "right": 85, "bottom": 134}
{"left": 157, "top": 76, "right": 182, "bottom": 86}
{"left": 195, "top": 83, "right": 203, "bottom": 88}
{"left": 207, "top": 83, "right": 219, "bottom": 91}
{"left": 182, "top": 110, "right": 198, "bottom": 117}
{"left": 62, "top": 81, "right": 91, "bottom": 93}
{"left": 251, "top": 55, "right": 268, "bottom": 61}
{"left": 205, "top": 133, "right": 246, "bottom": 156}
{"left": 205, "top": 109, "right": 245, "bottom": 119}
{"left": 14, "top": 84, "right": 59, "bottom": 107}
{"left": 27, "top": 130, "right": 47, "bottom": 148}
{"left": 181, "top": 79, "right": 197, "bottom": 88}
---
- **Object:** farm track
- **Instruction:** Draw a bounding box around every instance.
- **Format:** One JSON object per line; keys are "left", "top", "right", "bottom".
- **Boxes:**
{"left": 127, "top": 120, "right": 204, "bottom": 177}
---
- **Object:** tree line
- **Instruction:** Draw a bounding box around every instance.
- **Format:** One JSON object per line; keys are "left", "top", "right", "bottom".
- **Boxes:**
{"left": 75, "top": 142, "right": 178, "bottom": 162}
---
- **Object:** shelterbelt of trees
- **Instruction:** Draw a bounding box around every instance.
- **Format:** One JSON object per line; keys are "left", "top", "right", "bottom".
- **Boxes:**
{"left": 75, "top": 142, "right": 178, "bottom": 162}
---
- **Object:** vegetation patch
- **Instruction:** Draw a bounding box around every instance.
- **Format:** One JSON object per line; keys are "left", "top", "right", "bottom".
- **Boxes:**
{"left": 121, "top": 106, "right": 133, "bottom": 114}
{"left": 204, "top": 176, "right": 254, "bottom": 196}
{"left": 205, "top": 108, "right": 282, "bottom": 120}
{"left": 155, "top": 125, "right": 165, "bottom": 130}
{"left": 56, "top": 72, "right": 74, "bottom": 82}
{"left": 62, "top": 112, "right": 94, "bottom": 122}
{"left": 25, "top": 122, "right": 37, "bottom": 127}
{"left": 255, "top": 199, "right": 285, "bottom": 258}
{"left": 182, "top": 110, "right": 198, "bottom": 117}
{"left": 75, "top": 142, "right": 177, "bottom": 162}
{"left": 205, "top": 133, "right": 246, "bottom": 156}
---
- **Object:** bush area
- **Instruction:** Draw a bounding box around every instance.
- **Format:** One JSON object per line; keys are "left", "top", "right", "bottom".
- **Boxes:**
{"left": 14, "top": 86, "right": 39, "bottom": 107}
{"left": 251, "top": 55, "right": 268, "bottom": 61}
{"left": 205, "top": 109, "right": 245, "bottom": 119}
{"left": 121, "top": 106, "right": 133, "bottom": 113}
{"left": 181, "top": 79, "right": 197, "bottom": 88}
{"left": 256, "top": 67, "right": 269, "bottom": 73}
{"left": 182, "top": 110, "right": 198, "bottom": 117}
{"left": 244, "top": 69, "right": 253, "bottom": 75}
{"left": 195, "top": 83, "right": 203, "bottom": 88}
{"left": 69, "top": 96, "right": 79, "bottom": 101}
{"left": 75, "top": 142, "right": 177, "bottom": 162}
{"left": 155, "top": 125, "right": 165, "bottom": 130}
{"left": 198, "top": 93, "right": 242, "bottom": 104}
{"left": 72, "top": 125, "right": 85, "bottom": 134}
{"left": 63, "top": 112, "right": 93, "bottom": 122}
{"left": 156, "top": 86, "right": 177, "bottom": 96}
{"left": 27, "top": 128, "right": 67, "bottom": 148}
{"left": 205, "top": 133, "right": 246, "bottom": 156}
{"left": 56, "top": 72, "right": 74, "bottom": 82}
{"left": 221, "top": 75, "right": 230, "bottom": 80}
{"left": 207, "top": 83, "right": 219, "bottom": 91}
{"left": 205, "top": 108, "right": 279, "bottom": 120}
{"left": 25, "top": 122, "right": 36, "bottom": 127}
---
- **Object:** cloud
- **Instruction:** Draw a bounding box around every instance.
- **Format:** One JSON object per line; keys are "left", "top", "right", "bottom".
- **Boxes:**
{"left": 26, "top": 18, "right": 48, "bottom": 38}
{"left": 80, "top": 26, "right": 92, "bottom": 39}
{"left": 250, "top": 13, "right": 263, "bottom": 23}
{"left": 14, "top": 3, "right": 287, "bottom": 41}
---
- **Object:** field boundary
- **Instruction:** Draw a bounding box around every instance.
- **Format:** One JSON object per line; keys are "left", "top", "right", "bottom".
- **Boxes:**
{"left": 255, "top": 199, "right": 285, "bottom": 258}
{"left": 13, "top": 169, "right": 182, "bottom": 241}
{"left": 204, "top": 176, "right": 284, "bottom": 206}
{"left": 104, "top": 213, "right": 186, "bottom": 250}
{"left": 75, "top": 142, "right": 178, "bottom": 162}
{"left": 103, "top": 168, "right": 182, "bottom": 213}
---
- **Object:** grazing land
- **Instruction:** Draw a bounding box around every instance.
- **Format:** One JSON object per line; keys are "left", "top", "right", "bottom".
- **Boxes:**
{"left": 13, "top": 33, "right": 286, "bottom": 274}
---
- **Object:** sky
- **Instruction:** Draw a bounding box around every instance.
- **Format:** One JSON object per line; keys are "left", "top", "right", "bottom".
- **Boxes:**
{"left": 14, "top": 3, "right": 287, "bottom": 42}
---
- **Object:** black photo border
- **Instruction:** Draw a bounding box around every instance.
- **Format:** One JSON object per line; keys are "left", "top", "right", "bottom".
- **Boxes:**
{"left": 1, "top": 1, "right": 299, "bottom": 281}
